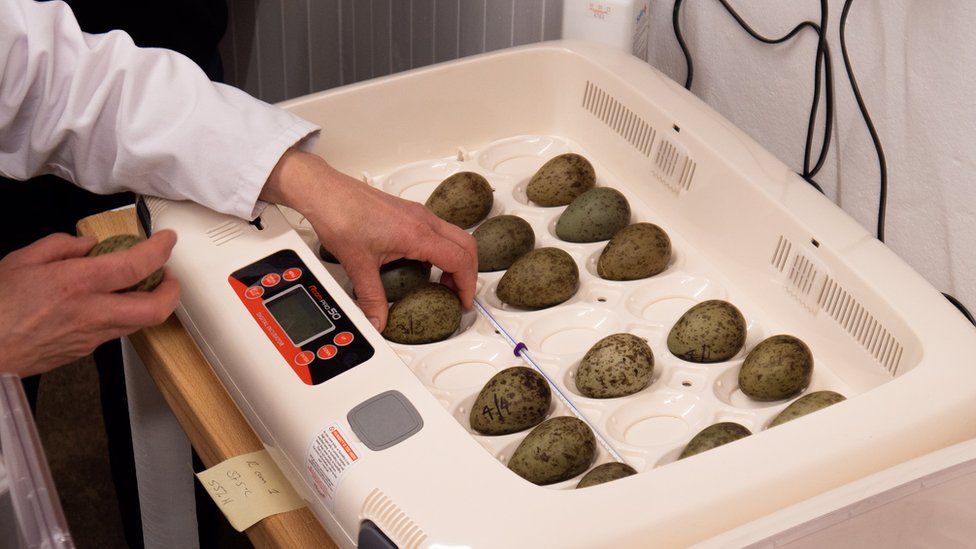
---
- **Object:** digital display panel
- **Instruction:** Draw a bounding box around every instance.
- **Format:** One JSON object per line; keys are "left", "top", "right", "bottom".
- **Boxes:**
{"left": 265, "top": 286, "right": 335, "bottom": 346}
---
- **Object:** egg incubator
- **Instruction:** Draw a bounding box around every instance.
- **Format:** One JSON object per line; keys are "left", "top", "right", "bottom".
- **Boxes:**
{"left": 145, "top": 42, "right": 976, "bottom": 547}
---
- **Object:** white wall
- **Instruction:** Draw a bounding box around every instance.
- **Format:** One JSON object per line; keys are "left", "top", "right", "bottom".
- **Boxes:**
{"left": 646, "top": 0, "right": 976, "bottom": 314}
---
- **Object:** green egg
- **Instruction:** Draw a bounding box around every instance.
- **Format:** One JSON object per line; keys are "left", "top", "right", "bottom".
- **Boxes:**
{"left": 555, "top": 187, "right": 631, "bottom": 243}
{"left": 576, "top": 462, "right": 637, "bottom": 489}
{"left": 739, "top": 335, "right": 813, "bottom": 401}
{"left": 667, "top": 300, "right": 747, "bottom": 363}
{"left": 425, "top": 171, "right": 494, "bottom": 228}
{"left": 508, "top": 416, "right": 596, "bottom": 485}
{"left": 496, "top": 247, "right": 579, "bottom": 309}
{"left": 470, "top": 367, "right": 551, "bottom": 435}
{"left": 526, "top": 153, "right": 596, "bottom": 207}
{"left": 473, "top": 215, "right": 535, "bottom": 272}
{"left": 87, "top": 234, "right": 162, "bottom": 292}
{"left": 381, "top": 283, "right": 461, "bottom": 344}
{"left": 769, "top": 391, "right": 846, "bottom": 428}
{"left": 575, "top": 333, "right": 654, "bottom": 398}
{"left": 379, "top": 259, "right": 431, "bottom": 302}
{"left": 597, "top": 223, "right": 672, "bottom": 281}
{"left": 679, "top": 422, "right": 751, "bottom": 460}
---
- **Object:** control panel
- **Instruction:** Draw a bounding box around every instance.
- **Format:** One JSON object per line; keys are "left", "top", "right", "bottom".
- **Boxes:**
{"left": 229, "top": 249, "right": 374, "bottom": 385}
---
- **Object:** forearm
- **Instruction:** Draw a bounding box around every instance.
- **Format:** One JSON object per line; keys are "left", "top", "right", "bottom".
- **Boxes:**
{"left": 0, "top": 0, "right": 319, "bottom": 219}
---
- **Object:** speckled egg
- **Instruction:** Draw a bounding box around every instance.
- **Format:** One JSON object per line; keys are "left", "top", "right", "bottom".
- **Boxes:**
{"left": 379, "top": 259, "right": 431, "bottom": 302}
{"left": 526, "top": 153, "right": 596, "bottom": 207}
{"left": 425, "top": 171, "right": 494, "bottom": 228}
{"left": 679, "top": 422, "right": 752, "bottom": 460}
{"left": 381, "top": 283, "right": 461, "bottom": 344}
{"left": 576, "top": 462, "right": 637, "bottom": 489}
{"left": 597, "top": 223, "right": 672, "bottom": 281}
{"left": 769, "top": 391, "right": 846, "bottom": 428}
{"left": 470, "top": 367, "right": 551, "bottom": 435}
{"left": 667, "top": 300, "right": 747, "bottom": 363}
{"left": 508, "top": 416, "right": 596, "bottom": 485}
{"left": 473, "top": 215, "right": 535, "bottom": 272}
{"left": 575, "top": 333, "right": 654, "bottom": 398}
{"left": 739, "top": 335, "right": 813, "bottom": 401}
{"left": 496, "top": 248, "right": 579, "bottom": 309}
{"left": 555, "top": 187, "right": 631, "bottom": 243}
{"left": 87, "top": 234, "right": 162, "bottom": 292}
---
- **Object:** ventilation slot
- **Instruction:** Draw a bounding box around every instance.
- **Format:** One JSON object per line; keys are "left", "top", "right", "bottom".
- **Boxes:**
{"left": 788, "top": 255, "right": 819, "bottom": 297}
{"left": 651, "top": 138, "right": 696, "bottom": 192}
{"left": 771, "top": 235, "right": 792, "bottom": 272}
{"left": 206, "top": 220, "right": 244, "bottom": 246}
{"left": 818, "top": 278, "right": 904, "bottom": 375}
{"left": 582, "top": 81, "right": 656, "bottom": 157}
{"left": 362, "top": 489, "right": 427, "bottom": 549}
{"left": 143, "top": 196, "right": 169, "bottom": 219}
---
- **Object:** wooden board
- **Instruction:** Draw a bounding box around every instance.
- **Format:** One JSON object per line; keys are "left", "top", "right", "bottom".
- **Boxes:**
{"left": 77, "top": 208, "right": 337, "bottom": 549}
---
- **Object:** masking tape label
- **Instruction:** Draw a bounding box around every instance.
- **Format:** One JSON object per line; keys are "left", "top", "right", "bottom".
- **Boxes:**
{"left": 307, "top": 422, "right": 361, "bottom": 511}
{"left": 195, "top": 449, "right": 305, "bottom": 532}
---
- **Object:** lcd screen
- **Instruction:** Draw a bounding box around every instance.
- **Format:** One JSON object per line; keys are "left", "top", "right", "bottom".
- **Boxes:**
{"left": 265, "top": 286, "right": 335, "bottom": 346}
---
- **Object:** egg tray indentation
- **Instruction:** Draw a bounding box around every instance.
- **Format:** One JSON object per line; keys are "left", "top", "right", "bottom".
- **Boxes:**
{"left": 314, "top": 134, "right": 855, "bottom": 489}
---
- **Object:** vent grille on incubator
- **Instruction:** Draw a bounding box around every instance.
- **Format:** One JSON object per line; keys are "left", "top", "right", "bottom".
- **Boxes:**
{"left": 362, "top": 489, "right": 427, "bottom": 549}
{"left": 582, "top": 81, "right": 656, "bottom": 157}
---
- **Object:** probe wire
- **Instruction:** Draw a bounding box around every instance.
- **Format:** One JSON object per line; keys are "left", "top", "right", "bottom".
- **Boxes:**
{"left": 472, "top": 297, "right": 627, "bottom": 464}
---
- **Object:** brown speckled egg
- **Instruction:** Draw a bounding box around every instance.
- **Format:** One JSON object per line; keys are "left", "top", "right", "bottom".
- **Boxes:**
{"left": 526, "top": 153, "right": 596, "bottom": 207}
{"left": 508, "top": 416, "right": 596, "bottom": 485}
{"left": 425, "top": 171, "right": 494, "bottom": 228}
{"left": 496, "top": 248, "right": 579, "bottom": 309}
{"left": 576, "top": 462, "right": 637, "bottom": 489}
{"left": 555, "top": 187, "right": 631, "bottom": 243}
{"left": 470, "top": 367, "right": 551, "bottom": 436}
{"left": 679, "top": 422, "right": 751, "bottom": 460}
{"left": 597, "top": 223, "right": 672, "bottom": 281}
{"left": 379, "top": 259, "right": 431, "bottom": 302}
{"left": 769, "top": 391, "right": 846, "bottom": 427}
{"left": 739, "top": 335, "right": 813, "bottom": 401}
{"left": 381, "top": 283, "right": 460, "bottom": 344}
{"left": 473, "top": 215, "right": 535, "bottom": 272}
{"left": 575, "top": 333, "right": 654, "bottom": 398}
{"left": 667, "top": 300, "right": 747, "bottom": 363}
{"left": 87, "top": 235, "right": 162, "bottom": 292}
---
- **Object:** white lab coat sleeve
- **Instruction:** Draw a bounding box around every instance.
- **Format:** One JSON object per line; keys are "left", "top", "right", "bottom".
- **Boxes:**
{"left": 0, "top": 0, "right": 320, "bottom": 220}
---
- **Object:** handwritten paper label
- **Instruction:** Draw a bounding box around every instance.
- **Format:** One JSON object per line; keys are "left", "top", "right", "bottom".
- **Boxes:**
{"left": 306, "top": 422, "right": 361, "bottom": 511}
{"left": 195, "top": 449, "right": 305, "bottom": 531}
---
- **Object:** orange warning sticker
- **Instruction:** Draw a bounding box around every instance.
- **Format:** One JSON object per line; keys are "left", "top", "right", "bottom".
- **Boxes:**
{"left": 307, "top": 423, "right": 361, "bottom": 511}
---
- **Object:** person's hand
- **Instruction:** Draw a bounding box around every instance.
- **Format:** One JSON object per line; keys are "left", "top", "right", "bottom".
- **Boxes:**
{"left": 0, "top": 231, "right": 180, "bottom": 378}
{"left": 261, "top": 149, "right": 478, "bottom": 331}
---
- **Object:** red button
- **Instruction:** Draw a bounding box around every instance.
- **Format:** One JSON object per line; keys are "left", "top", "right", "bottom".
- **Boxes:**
{"left": 334, "top": 332, "right": 354, "bottom": 346}
{"left": 294, "top": 351, "right": 314, "bottom": 366}
{"left": 283, "top": 268, "right": 302, "bottom": 281}
{"left": 261, "top": 273, "right": 281, "bottom": 287}
{"left": 244, "top": 286, "right": 264, "bottom": 300}
{"left": 317, "top": 345, "right": 338, "bottom": 360}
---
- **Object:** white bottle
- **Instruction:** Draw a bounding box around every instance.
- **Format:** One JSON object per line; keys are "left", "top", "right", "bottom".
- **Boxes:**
{"left": 562, "top": 0, "right": 650, "bottom": 61}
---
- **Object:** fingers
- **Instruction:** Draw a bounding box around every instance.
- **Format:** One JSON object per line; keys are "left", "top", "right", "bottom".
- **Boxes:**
{"left": 83, "top": 230, "right": 177, "bottom": 293}
{"left": 4, "top": 233, "right": 96, "bottom": 266}
{"left": 410, "top": 234, "right": 478, "bottom": 308}
{"left": 340, "top": 255, "right": 389, "bottom": 332}
{"left": 96, "top": 268, "right": 181, "bottom": 329}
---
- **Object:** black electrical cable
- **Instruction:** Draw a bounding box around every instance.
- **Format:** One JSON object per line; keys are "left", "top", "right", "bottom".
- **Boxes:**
{"left": 839, "top": 0, "right": 888, "bottom": 242}
{"left": 672, "top": 0, "right": 834, "bottom": 191}
{"left": 944, "top": 293, "right": 976, "bottom": 327}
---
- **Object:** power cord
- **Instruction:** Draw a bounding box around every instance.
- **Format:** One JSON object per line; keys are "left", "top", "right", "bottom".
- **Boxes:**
{"left": 839, "top": 0, "right": 887, "bottom": 243}
{"left": 672, "top": 0, "right": 834, "bottom": 190}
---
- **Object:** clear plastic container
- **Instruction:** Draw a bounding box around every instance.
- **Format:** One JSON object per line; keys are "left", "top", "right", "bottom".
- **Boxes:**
{"left": 0, "top": 375, "right": 73, "bottom": 549}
